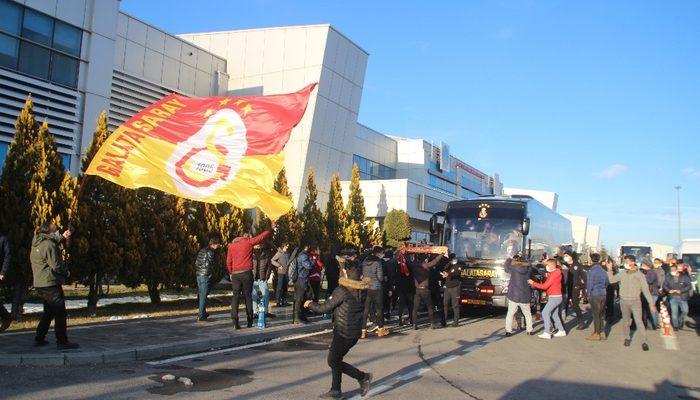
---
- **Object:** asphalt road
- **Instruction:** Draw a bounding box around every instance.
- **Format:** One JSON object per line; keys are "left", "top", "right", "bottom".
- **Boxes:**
{"left": 1, "top": 310, "right": 698, "bottom": 400}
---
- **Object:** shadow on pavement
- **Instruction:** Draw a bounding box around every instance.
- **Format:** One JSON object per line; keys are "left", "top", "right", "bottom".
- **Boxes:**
{"left": 498, "top": 379, "right": 694, "bottom": 400}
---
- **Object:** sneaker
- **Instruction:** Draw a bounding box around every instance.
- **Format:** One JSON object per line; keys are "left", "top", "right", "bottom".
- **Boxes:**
{"left": 553, "top": 330, "right": 567, "bottom": 338}
{"left": 360, "top": 329, "right": 367, "bottom": 339}
{"left": 359, "top": 373, "right": 372, "bottom": 396}
{"left": 57, "top": 342, "right": 80, "bottom": 350}
{"left": 367, "top": 325, "right": 378, "bottom": 333}
{"left": 377, "top": 327, "right": 390, "bottom": 337}
{"left": 526, "top": 331, "right": 535, "bottom": 336}
{"left": 642, "top": 343, "right": 649, "bottom": 351}
{"left": 623, "top": 339, "right": 631, "bottom": 347}
{"left": 319, "top": 390, "right": 343, "bottom": 399}
{"left": 599, "top": 332, "right": 607, "bottom": 340}
{"left": 585, "top": 333, "right": 600, "bottom": 341}
{"left": 537, "top": 332, "right": 552, "bottom": 340}
{"left": 504, "top": 332, "right": 513, "bottom": 337}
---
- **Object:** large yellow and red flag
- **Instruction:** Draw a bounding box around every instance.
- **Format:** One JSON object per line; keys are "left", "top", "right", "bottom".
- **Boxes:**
{"left": 86, "top": 84, "right": 316, "bottom": 219}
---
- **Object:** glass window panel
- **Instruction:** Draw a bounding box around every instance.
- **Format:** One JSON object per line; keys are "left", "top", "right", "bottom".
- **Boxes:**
{"left": 0, "top": 141, "right": 8, "bottom": 171}
{"left": 370, "top": 161, "right": 380, "bottom": 177}
{"left": 60, "top": 153, "right": 71, "bottom": 171}
{"left": 50, "top": 51, "right": 78, "bottom": 87}
{"left": 18, "top": 40, "right": 50, "bottom": 79}
{"left": 359, "top": 172, "right": 370, "bottom": 180}
{"left": 0, "top": 0, "right": 22, "bottom": 35}
{"left": 0, "top": 33, "right": 18, "bottom": 69}
{"left": 22, "top": 9, "right": 52, "bottom": 45}
{"left": 53, "top": 22, "right": 81, "bottom": 56}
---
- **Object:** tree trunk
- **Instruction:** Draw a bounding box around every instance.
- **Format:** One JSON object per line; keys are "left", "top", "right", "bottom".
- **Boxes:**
{"left": 87, "top": 273, "right": 99, "bottom": 316}
{"left": 148, "top": 283, "right": 161, "bottom": 305}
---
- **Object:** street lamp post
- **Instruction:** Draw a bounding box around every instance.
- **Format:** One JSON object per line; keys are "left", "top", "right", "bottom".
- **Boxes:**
{"left": 675, "top": 186, "right": 682, "bottom": 247}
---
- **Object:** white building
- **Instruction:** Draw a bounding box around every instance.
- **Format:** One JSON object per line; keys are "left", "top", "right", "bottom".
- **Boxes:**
{"left": 586, "top": 224, "right": 601, "bottom": 252}
{"left": 503, "top": 188, "right": 558, "bottom": 211}
{"left": 1, "top": 3, "right": 501, "bottom": 239}
{"left": 0, "top": 0, "right": 226, "bottom": 174}
{"left": 562, "top": 213, "right": 588, "bottom": 253}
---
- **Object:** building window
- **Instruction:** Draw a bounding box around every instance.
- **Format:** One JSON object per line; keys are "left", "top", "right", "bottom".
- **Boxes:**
{"left": 353, "top": 154, "right": 396, "bottom": 180}
{"left": 0, "top": 32, "right": 18, "bottom": 68}
{"left": 0, "top": 0, "right": 82, "bottom": 88}
{"left": 22, "top": 9, "right": 53, "bottom": 46}
{"left": 0, "top": 141, "right": 8, "bottom": 171}
{"left": 0, "top": 0, "right": 22, "bottom": 35}
{"left": 429, "top": 174, "right": 456, "bottom": 194}
{"left": 60, "top": 153, "right": 71, "bottom": 170}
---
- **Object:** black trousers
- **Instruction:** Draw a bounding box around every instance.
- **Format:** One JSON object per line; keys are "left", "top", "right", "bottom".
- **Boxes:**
{"left": 443, "top": 285, "right": 460, "bottom": 325}
{"left": 590, "top": 295, "right": 606, "bottom": 334}
{"left": 412, "top": 288, "right": 434, "bottom": 326}
{"left": 294, "top": 280, "right": 308, "bottom": 321}
{"left": 231, "top": 271, "right": 254, "bottom": 324}
{"left": 35, "top": 286, "right": 68, "bottom": 344}
{"left": 363, "top": 289, "right": 384, "bottom": 328}
{"left": 605, "top": 284, "right": 618, "bottom": 321}
{"left": 397, "top": 288, "right": 414, "bottom": 323}
{"left": 328, "top": 332, "right": 365, "bottom": 391}
{"left": 571, "top": 287, "right": 583, "bottom": 320}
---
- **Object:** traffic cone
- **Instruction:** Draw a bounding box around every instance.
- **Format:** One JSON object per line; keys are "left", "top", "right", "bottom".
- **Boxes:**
{"left": 659, "top": 303, "right": 672, "bottom": 336}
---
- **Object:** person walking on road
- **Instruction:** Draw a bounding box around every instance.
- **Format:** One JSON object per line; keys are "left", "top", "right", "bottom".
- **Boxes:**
{"left": 293, "top": 244, "right": 314, "bottom": 323}
{"left": 441, "top": 255, "right": 464, "bottom": 328}
{"left": 410, "top": 253, "right": 444, "bottom": 330}
{"left": 30, "top": 222, "right": 78, "bottom": 349}
{"left": 606, "top": 255, "right": 656, "bottom": 351}
{"left": 227, "top": 222, "right": 273, "bottom": 329}
{"left": 305, "top": 262, "right": 373, "bottom": 399}
{"left": 271, "top": 244, "right": 291, "bottom": 307}
{"left": 585, "top": 253, "right": 608, "bottom": 341}
{"left": 529, "top": 258, "right": 566, "bottom": 339}
{"left": 361, "top": 246, "right": 387, "bottom": 338}
{"left": 564, "top": 252, "right": 587, "bottom": 330}
{"left": 395, "top": 245, "right": 415, "bottom": 327}
{"left": 604, "top": 257, "right": 620, "bottom": 323}
{"left": 252, "top": 246, "right": 273, "bottom": 320}
{"left": 663, "top": 263, "right": 692, "bottom": 331}
{"left": 504, "top": 257, "right": 534, "bottom": 336}
{"left": 195, "top": 237, "right": 220, "bottom": 322}
{"left": 0, "top": 232, "right": 12, "bottom": 332}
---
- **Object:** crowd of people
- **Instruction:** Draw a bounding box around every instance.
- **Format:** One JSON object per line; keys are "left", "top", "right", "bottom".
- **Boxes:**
{"left": 1, "top": 219, "right": 698, "bottom": 398}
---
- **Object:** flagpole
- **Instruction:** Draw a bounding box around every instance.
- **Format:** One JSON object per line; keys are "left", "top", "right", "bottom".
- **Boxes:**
{"left": 67, "top": 174, "right": 90, "bottom": 233}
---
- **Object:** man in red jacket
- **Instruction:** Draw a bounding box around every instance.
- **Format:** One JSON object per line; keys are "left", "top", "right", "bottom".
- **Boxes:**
{"left": 227, "top": 221, "right": 274, "bottom": 329}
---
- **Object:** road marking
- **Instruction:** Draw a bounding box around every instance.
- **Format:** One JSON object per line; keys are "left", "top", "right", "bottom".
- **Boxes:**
{"left": 435, "top": 355, "right": 458, "bottom": 365}
{"left": 146, "top": 329, "right": 332, "bottom": 366}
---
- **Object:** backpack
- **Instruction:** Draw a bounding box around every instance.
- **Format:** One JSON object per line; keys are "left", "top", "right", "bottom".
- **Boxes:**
{"left": 287, "top": 247, "right": 300, "bottom": 283}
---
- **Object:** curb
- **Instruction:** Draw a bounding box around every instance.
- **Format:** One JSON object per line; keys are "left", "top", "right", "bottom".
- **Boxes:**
{"left": 0, "top": 320, "right": 332, "bottom": 367}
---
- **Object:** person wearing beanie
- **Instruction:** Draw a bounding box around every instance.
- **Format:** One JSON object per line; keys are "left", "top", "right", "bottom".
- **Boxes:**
{"left": 305, "top": 259, "right": 373, "bottom": 399}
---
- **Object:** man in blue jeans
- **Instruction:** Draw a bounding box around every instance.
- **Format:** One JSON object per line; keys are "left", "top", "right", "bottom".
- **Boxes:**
{"left": 663, "top": 263, "right": 692, "bottom": 331}
{"left": 195, "top": 238, "right": 220, "bottom": 321}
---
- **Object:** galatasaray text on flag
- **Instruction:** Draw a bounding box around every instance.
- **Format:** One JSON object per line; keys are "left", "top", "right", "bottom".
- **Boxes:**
{"left": 85, "top": 84, "right": 317, "bottom": 220}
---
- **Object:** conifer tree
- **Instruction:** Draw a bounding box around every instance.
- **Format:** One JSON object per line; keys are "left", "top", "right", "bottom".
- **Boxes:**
{"left": 0, "top": 97, "right": 40, "bottom": 290}
{"left": 324, "top": 174, "right": 345, "bottom": 251}
{"left": 383, "top": 209, "right": 412, "bottom": 248}
{"left": 29, "top": 121, "right": 65, "bottom": 230}
{"left": 70, "top": 112, "right": 141, "bottom": 312}
{"left": 369, "top": 218, "right": 384, "bottom": 247}
{"left": 299, "top": 168, "right": 324, "bottom": 248}
{"left": 272, "top": 168, "right": 300, "bottom": 249}
{"left": 344, "top": 163, "right": 369, "bottom": 249}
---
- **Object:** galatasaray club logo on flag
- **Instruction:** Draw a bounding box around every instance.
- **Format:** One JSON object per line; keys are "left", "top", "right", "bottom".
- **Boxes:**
{"left": 85, "top": 84, "right": 317, "bottom": 219}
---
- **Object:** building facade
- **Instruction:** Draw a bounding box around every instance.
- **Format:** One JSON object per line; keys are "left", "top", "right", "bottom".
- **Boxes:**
{"left": 0, "top": 0, "right": 225, "bottom": 174}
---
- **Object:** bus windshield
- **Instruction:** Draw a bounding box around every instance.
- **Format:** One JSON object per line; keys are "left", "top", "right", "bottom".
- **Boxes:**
{"left": 445, "top": 205, "right": 525, "bottom": 260}
{"left": 621, "top": 246, "right": 651, "bottom": 261}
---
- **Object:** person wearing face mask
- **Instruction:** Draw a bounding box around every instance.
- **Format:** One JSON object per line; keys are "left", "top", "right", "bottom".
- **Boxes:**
{"left": 606, "top": 255, "right": 656, "bottom": 351}
{"left": 662, "top": 264, "right": 692, "bottom": 331}
{"left": 640, "top": 261, "right": 660, "bottom": 329}
{"left": 30, "top": 221, "right": 78, "bottom": 349}
{"left": 564, "top": 252, "right": 587, "bottom": 330}
{"left": 529, "top": 258, "right": 566, "bottom": 339}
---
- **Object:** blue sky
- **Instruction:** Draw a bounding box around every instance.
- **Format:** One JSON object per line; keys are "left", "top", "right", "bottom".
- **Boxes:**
{"left": 121, "top": 0, "right": 699, "bottom": 251}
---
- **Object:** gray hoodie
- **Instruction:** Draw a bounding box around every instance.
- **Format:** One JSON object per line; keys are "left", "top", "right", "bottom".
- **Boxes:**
{"left": 607, "top": 267, "right": 653, "bottom": 304}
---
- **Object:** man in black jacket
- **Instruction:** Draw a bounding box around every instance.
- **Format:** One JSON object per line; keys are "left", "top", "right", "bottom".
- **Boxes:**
{"left": 361, "top": 246, "right": 386, "bottom": 338}
{"left": 0, "top": 233, "right": 11, "bottom": 331}
{"left": 504, "top": 257, "right": 534, "bottom": 335}
{"left": 564, "top": 251, "right": 587, "bottom": 329}
{"left": 305, "top": 262, "right": 372, "bottom": 399}
{"left": 441, "top": 255, "right": 463, "bottom": 327}
{"left": 195, "top": 237, "right": 220, "bottom": 321}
